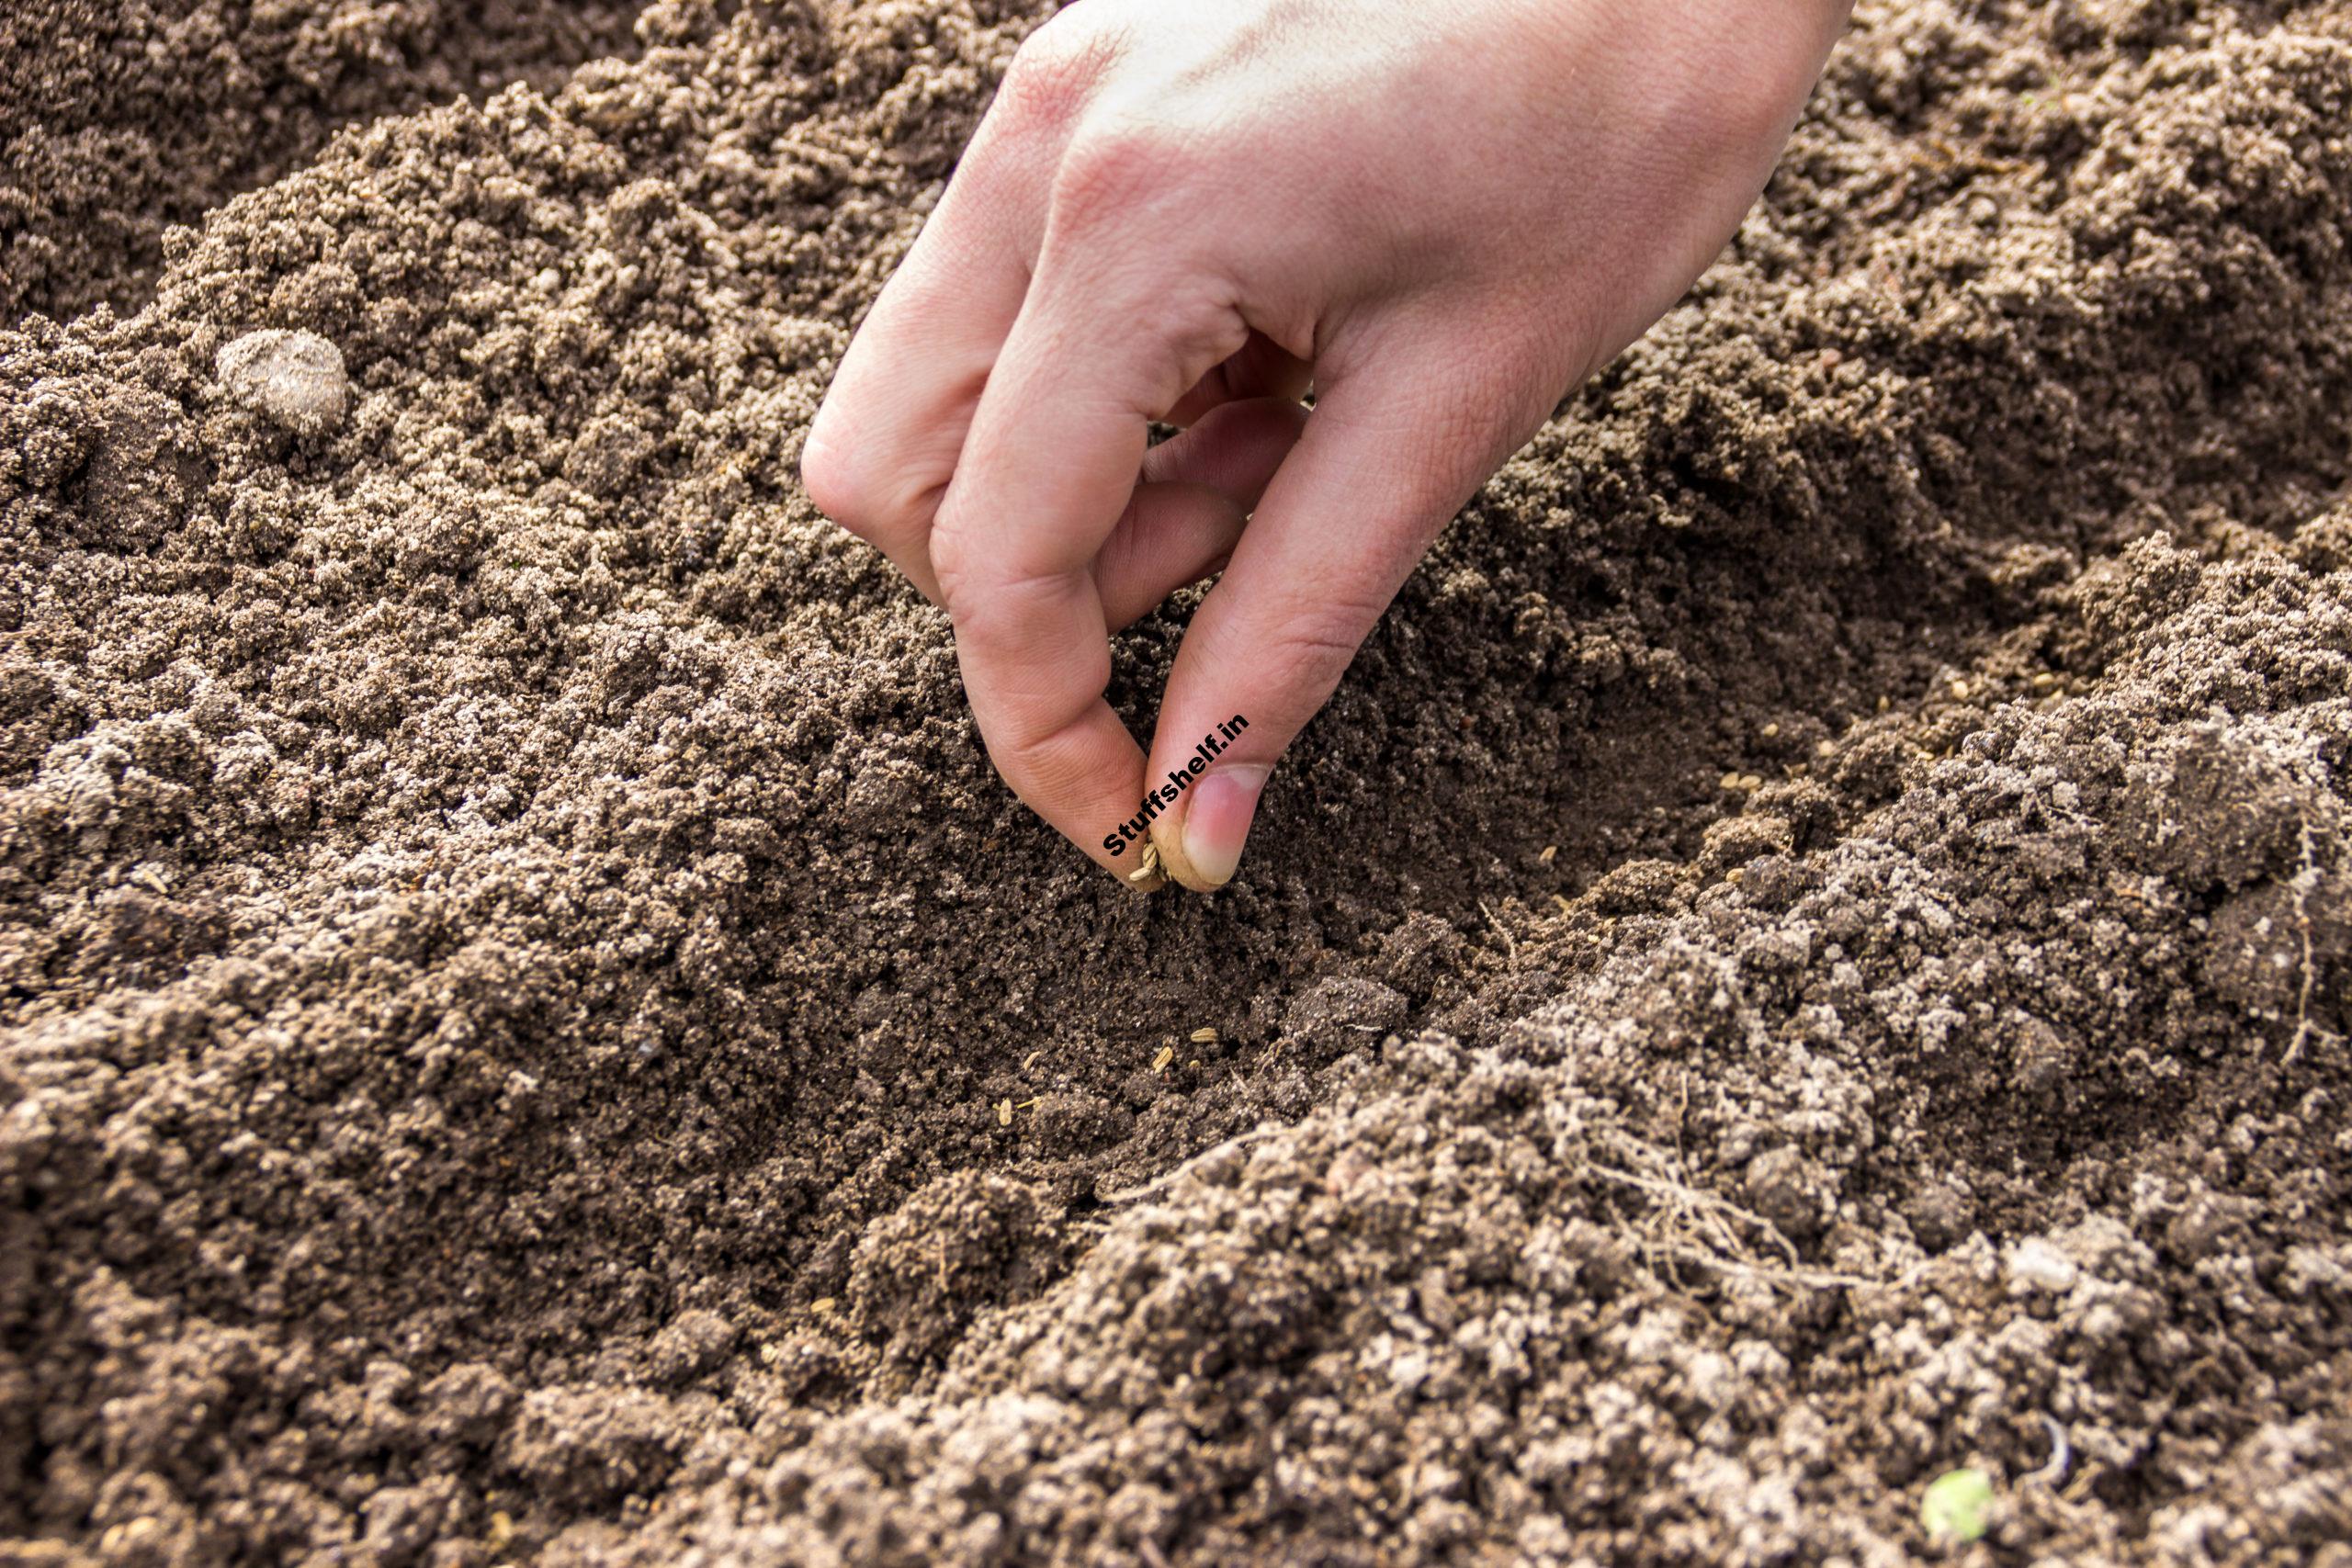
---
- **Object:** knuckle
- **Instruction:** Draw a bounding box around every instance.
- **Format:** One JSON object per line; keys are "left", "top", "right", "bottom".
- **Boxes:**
{"left": 938, "top": 560, "right": 1048, "bottom": 648}
{"left": 1266, "top": 606, "right": 1378, "bottom": 688}
{"left": 797, "top": 423, "right": 862, "bottom": 525}
{"left": 1000, "top": 697, "right": 1098, "bottom": 772}
{"left": 926, "top": 513, "right": 984, "bottom": 610}
{"left": 994, "top": 18, "right": 1108, "bottom": 134}
{"left": 987, "top": 704, "right": 1106, "bottom": 806}
{"left": 802, "top": 426, "right": 944, "bottom": 552}
{"left": 1052, "top": 121, "right": 1179, "bottom": 228}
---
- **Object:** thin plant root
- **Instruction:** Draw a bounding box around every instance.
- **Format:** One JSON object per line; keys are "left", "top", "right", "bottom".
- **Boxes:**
{"left": 1099, "top": 1125, "right": 1283, "bottom": 1205}
{"left": 1575, "top": 1122, "right": 1897, "bottom": 1296}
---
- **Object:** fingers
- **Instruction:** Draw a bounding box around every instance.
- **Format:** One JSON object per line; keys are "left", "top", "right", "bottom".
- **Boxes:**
{"left": 797, "top": 45, "right": 1074, "bottom": 600}
{"left": 1147, "top": 343, "right": 1543, "bottom": 892}
{"left": 1096, "top": 398, "right": 1308, "bottom": 628}
{"left": 1094, "top": 485, "right": 1250, "bottom": 632}
{"left": 1165, "top": 330, "right": 1312, "bottom": 427}
{"left": 1141, "top": 395, "right": 1311, "bottom": 500}
{"left": 929, "top": 243, "right": 1250, "bottom": 881}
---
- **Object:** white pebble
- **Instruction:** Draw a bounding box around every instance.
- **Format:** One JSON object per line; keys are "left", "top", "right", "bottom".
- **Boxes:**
{"left": 2007, "top": 1236, "right": 2080, "bottom": 1294}
{"left": 215, "top": 328, "right": 348, "bottom": 435}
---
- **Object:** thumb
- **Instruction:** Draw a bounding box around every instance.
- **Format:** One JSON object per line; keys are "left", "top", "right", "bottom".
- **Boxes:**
{"left": 1147, "top": 344, "right": 1541, "bottom": 892}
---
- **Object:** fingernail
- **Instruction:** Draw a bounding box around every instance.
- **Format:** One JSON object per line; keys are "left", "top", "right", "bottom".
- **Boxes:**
{"left": 1182, "top": 764, "right": 1270, "bottom": 888}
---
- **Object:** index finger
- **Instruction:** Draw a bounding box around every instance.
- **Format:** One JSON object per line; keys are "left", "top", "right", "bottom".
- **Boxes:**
{"left": 929, "top": 265, "right": 1247, "bottom": 883}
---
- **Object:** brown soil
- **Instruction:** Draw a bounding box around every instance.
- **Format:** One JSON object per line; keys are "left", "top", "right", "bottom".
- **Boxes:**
{"left": 4, "top": 0, "right": 2349, "bottom": 1562}
{"left": 1, "top": 0, "right": 646, "bottom": 324}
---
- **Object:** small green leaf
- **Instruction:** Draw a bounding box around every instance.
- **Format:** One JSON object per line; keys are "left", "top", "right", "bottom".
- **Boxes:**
{"left": 1921, "top": 1467, "right": 1995, "bottom": 1545}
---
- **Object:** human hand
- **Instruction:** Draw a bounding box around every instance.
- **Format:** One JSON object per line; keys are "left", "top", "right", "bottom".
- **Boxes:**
{"left": 802, "top": 0, "right": 1849, "bottom": 891}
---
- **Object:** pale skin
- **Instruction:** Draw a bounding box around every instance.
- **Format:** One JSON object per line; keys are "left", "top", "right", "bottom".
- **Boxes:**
{"left": 803, "top": 0, "right": 1853, "bottom": 892}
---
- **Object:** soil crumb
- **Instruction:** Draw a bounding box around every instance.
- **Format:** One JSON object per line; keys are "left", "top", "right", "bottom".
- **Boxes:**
{"left": 4, "top": 0, "right": 2350, "bottom": 1562}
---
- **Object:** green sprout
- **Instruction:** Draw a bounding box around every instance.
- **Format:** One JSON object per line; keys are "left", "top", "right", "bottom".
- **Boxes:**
{"left": 1920, "top": 1467, "right": 1995, "bottom": 1546}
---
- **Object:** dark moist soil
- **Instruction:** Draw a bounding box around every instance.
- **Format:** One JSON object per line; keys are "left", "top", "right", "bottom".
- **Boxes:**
{"left": 4, "top": 0, "right": 2350, "bottom": 1562}
{"left": 1, "top": 0, "right": 647, "bottom": 325}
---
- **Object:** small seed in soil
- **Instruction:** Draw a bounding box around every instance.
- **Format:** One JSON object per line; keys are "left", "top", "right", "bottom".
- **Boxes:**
{"left": 1190, "top": 1027, "right": 1218, "bottom": 1043}
{"left": 1152, "top": 1045, "right": 1174, "bottom": 1074}
{"left": 1539, "top": 844, "right": 1558, "bottom": 863}
{"left": 996, "top": 1099, "right": 1012, "bottom": 1126}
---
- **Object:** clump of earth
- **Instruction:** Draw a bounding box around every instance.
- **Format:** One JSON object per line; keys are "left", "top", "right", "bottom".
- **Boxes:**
{"left": 3, "top": 0, "right": 2348, "bottom": 1562}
